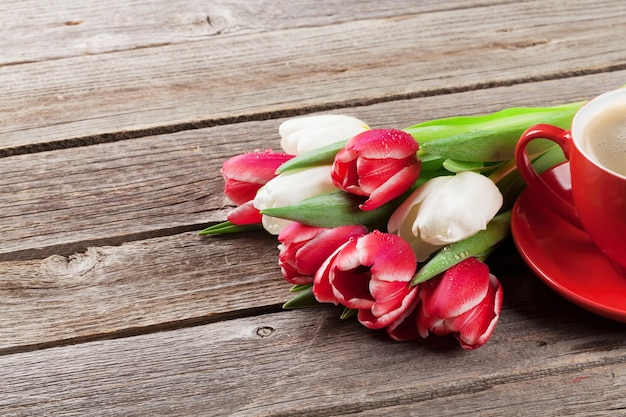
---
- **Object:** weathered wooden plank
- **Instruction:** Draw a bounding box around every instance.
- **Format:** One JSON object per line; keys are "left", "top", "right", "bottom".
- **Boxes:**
{"left": 0, "top": 231, "right": 286, "bottom": 352}
{"left": 3, "top": 2, "right": 625, "bottom": 414}
{"left": 0, "top": 218, "right": 622, "bottom": 373}
{"left": 2, "top": 0, "right": 625, "bottom": 149}
{"left": 0, "top": 284, "right": 624, "bottom": 417}
{"left": 0, "top": 0, "right": 515, "bottom": 65}
{"left": 1, "top": 71, "right": 624, "bottom": 259}
{"left": 0, "top": 224, "right": 508, "bottom": 352}
{"left": 345, "top": 364, "right": 626, "bottom": 416}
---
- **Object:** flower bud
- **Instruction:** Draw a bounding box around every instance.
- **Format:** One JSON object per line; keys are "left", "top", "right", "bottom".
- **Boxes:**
{"left": 332, "top": 129, "right": 421, "bottom": 211}
{"left": 388, "top": 171, "right": 503, "bottom": 261}
{"left": 313, "top": 231, "right": 418, "bottom": 329}
{"left": 279, "top": 115, "right": 369, "bottom": 155}
{"left": 417, "top": 257, "right": 503, "bottom": 350}
{"left": 221, "top": 149, "right": 294, "bottom": 205}
{"left": 278, "top": 223, "right": 368, "bottom": 285}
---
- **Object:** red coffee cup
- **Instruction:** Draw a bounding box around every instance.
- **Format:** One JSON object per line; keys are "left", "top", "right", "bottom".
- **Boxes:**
{"left": 515, "top": 88, "right": 626, "bottom": 276}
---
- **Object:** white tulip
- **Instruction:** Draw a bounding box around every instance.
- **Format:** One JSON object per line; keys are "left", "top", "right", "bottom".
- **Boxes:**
{"left": 279, "top": 115, "right": 369, "bottom": 155}
{"left": 387, "top": 171, "right": 503, "bottom": 262}
{"left": 253, "top": 165, "right": 336, "bottom": 234}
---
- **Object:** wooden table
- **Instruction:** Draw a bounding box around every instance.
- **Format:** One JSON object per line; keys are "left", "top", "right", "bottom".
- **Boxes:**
{"left": 2, "top": 1, "right": 626, "bottom": 415}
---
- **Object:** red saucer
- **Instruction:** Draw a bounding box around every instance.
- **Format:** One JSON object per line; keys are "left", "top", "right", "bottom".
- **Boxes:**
{"left": 511, "top": 162, "right": 626, "bottom": 323}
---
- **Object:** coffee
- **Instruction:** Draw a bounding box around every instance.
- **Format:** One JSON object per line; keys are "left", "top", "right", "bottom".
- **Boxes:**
{"left": 581, "top": 102, "right": 626, "bottom": 176}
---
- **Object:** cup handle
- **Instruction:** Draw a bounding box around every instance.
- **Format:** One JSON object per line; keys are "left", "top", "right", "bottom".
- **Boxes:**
{"left": 515, "top": 124, "right": 583, "bottom": 229}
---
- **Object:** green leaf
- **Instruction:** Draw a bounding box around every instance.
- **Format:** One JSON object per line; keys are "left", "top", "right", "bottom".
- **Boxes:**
{"left": 404, "top": 101, "right": 584, "bottom": 162}
{"left": 340, "top": 308, "right": 357, "bottom": 320}
{"left": 531, "top": 142, "right": 567, "bottom": 175}
{"left": 419, "top": 153, "right": 447, "bottom": 172}
{"left": 442, "top": 159, "right": 485, "bottom": 173}
{"left": 282, "top": 286, "right": 321, "bottom": 309}
{"left": 275, "top": 140, "right": 348, "bottom": 174}
{"left": 261, "top": 190, "right": 402, "bottom": 229}
{"left": 473, "top": 246, "right": 498, "bottom": 263}
{"left": 415, "top": 168, "right": 455, "bottom": 185}
{"left": 411, "top": 210, "right": 512, "bottom": 285}
{"left": 491, "top": 143, "right": 567, "bottom": 211}
{"left": 199, "top": 221, "right": 263, "bottom": 235}
{"left": 289, "top": 284, "right": 312, "bottom": 293}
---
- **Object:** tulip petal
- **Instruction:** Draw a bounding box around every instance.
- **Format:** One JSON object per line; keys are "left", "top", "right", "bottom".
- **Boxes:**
{"left": 420, "top": 258, "right": 491, "bottom": 319}
{"left": 296, "top": 225, "right": 368, "bottom": 276}
{"left": 416, "top": 308, "right": 430, "bottom": 339}
{"left": 254, "top": 165, "right": 337, "bottom": 234}
{"left": 312, "top": 242, "right": 347, "bottom": 305}
{"left": 386, "top": 295, "right": 420, "bottom": 341}
{"left": 416, "top": 172, "right": 503, "bottom": 245}
{"left": 356, "top": 232, "right": 416, "bottom": 283}
{"left": 331, "top": 241, "right": 375, "bottom": 309}
{"left": 277, "top": 222, "right": 323, "bottom": 244}
{"left": 278, "top": 224, "right": 367, "bottom": 285}
{"left": 332, "top": 149, "right": 365, "bottom": 196}
{"left": 416, "top": 259, "right": 502, "bottom": 349}
{"left": 221, "top": 151, "right": 293, "bottom": 182}
{"left": 417, "top": 306, "right": 452, "bottom": 338}
{"left": 226, "top": 201, "right": 263, "bottom": 225}
{"left": 448, "top": 274, "right": 503, "bottom": 350}
{"left": 360, "top": 283, "right": 418, "bottom": 330}
{"left": 258, "top": 166, "right": 335, "bottom": 207}
{"left": 370, "top": 280, "right": 410, "bottom": 315}
{"left": 360, "top": 163, "right": 420, "bottom": 211}
{"left": 387, "top": 176, "right": 442, "bottom": 237}
{"left": 388, "top": 171, "right": 503, "bottom": 262}
{"left": 279, "top": 115, "right": 369, "bottom": 155}
{"left": 316, "top": 231, "right": 418, "bottom": 331}
{"left": 388, "top": 194, "right": 444, "bottom": 262}
{"left": 355, "top": 157, "right": 402, "bottom": 192}
{"left": 221, "top": 150, "right": 294, "bottom": 206}
{"left": 224, "top": 179, "right": 266, "bottom": 205}
{"left": 347, "top": 129, "right": 419, "bottom": 159}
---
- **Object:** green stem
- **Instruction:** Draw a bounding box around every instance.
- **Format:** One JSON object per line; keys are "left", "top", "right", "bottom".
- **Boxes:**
{"left": 410, "top": 210, "right": 512, "bottom": 285}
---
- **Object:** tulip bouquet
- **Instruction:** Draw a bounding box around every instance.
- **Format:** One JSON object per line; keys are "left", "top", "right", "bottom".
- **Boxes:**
{"left": 202, "top": 99, "right": 585, "bottom": 350}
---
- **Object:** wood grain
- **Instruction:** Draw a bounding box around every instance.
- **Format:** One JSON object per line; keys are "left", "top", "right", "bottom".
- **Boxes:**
{"left": 0, "top": 231, "right": 285, "bottom": 351}
{"left": 1, "top": 0, "right": 515, "bottom": 65}
{"left": 4, "top": 1, "right": 626, "bottom": 415}
{"left": 2, "top": 0, "right": 625, "bottom": 150}
{"left": 348, "top": 364, "right": 626, "bottom": 416}
{"left": 1, "top": 70, "right": 624, "bottom": 259}
{"left": 0, "top": 290, "right": 624, "bottom": 416}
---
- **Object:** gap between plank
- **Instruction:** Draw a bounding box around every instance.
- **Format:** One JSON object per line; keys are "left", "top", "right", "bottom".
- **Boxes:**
{"left": 3, "top": 66, "right": 626, "bottom": 159}
{"left": 1, "top": 222, "right": 217, "bottom": 262}
{"left": 0, "top": 304, "right": 284, "bottom": 356}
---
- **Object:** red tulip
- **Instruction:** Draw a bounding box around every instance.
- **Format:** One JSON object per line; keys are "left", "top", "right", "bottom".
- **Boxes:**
{"left": 221, "top": 149, "right": 294, "bottom": 204}
{"left": 220, "top": 150, "right": 294, "bottom": 224}
{"left": 313, "top": 230, "right": 418, "bottom": 329}
{"left": 331, "top": 129, "right": 420, "bottom": 211}
{"left": 417, "top": 257, "right": 503, "bottom": 350}
{"left": 278, "top": 223, "right": 367, "bottom": 285}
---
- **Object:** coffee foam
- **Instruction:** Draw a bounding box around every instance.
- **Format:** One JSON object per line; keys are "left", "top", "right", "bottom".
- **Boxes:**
{"left": 581, "top": 102, "right": 626, "bottom": 177}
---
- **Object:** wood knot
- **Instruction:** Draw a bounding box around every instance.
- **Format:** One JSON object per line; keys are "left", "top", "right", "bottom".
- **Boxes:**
{"left": 40, "top": 248, "right": 104, "bottom": 281}
{"left": 255, "top": 326, "right": 274, "bottom": 338}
